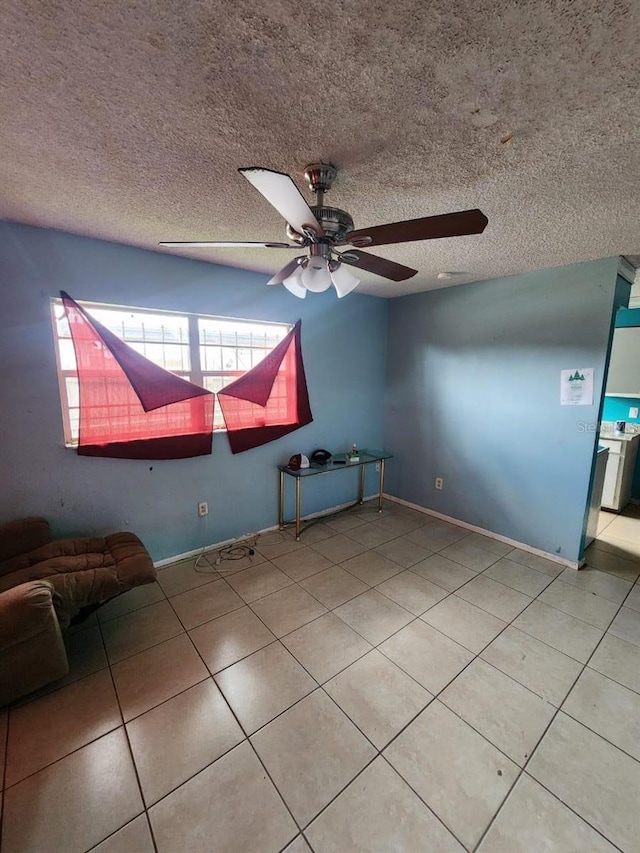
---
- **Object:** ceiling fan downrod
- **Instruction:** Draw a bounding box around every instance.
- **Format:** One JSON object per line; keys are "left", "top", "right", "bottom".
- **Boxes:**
{"left": 286, "top": 163, "right": 355, "bottom": 246}
{"left": 303, "top": 163, "right": 337, "bottom": 206}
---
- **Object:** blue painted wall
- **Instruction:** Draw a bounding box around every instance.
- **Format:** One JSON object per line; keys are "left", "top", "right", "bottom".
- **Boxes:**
{"left": 602, "top": 305, "right": 640, "bottom": 497}
{"left": 0, "top": 222, "right": 388, "bottom": 561}
{"left": 384, "top": 257, "right": 622, "bottom": 562}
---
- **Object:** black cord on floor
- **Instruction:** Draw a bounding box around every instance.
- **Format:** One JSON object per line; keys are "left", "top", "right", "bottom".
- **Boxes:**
{"left": 194, "top": 527, "right": 260, "bottom": 575}
{"left": 194, "top": 499, "right": 382, "bottom": 575}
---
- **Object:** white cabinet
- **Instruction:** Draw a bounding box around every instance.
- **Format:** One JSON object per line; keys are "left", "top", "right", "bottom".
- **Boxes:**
{"left": 600, "top": 435, "right": 639, "bottom": 511}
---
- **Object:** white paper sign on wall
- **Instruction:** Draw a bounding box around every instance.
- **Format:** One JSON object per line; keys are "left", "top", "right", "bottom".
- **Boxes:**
{"left": 560, "top": 368, "right": 594, "bottom": 406}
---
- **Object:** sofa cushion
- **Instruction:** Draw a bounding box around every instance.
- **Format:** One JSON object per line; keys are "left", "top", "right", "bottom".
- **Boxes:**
{"left": 0, "top": 517, "right": 52, "bottom": 569}
{"left": 0, "top": 532, "right": 155, "bottom": 628}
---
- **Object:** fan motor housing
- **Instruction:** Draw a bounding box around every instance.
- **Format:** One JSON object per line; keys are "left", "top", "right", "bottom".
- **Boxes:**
{"left": 286, "top": 206, "right": 354, "bottom": 244}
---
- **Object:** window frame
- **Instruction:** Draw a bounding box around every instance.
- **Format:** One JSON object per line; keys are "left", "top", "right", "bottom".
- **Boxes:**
{"left": 50, "top": 298, "right": 292, "bottom": 446}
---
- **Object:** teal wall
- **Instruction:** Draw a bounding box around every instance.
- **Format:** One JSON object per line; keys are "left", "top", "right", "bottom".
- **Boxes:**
{"left": 602, "top": 396, "right": 640, "bottom": 428}
{"left": 612, "top": 307, "right": 640, "bottom": 328}
{"left": 384, "top": 258, "right": 623, "bottom": 562}
{"left": 0, "top": 222, "right": 389, "bottom": 561}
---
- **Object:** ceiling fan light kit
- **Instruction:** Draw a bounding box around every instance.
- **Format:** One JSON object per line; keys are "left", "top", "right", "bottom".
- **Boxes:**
{"left": 282, "top": 266, "right": 307, "bottom": 299}
{"left": 301, "top": 256, "right": 332, "bottom": 293}
{"left": 160, "top": 163, "right": 488, "bottom": 299}
{"left": 330, "top": 261, "right": 360, "bottom": 298}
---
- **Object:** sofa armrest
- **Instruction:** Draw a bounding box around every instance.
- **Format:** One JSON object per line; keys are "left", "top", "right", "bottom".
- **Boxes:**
{"left": 0, "top": 517, "right": 52, "bottom": 564}
{"left": 0, "top": 580, "right": 69, "bottom": 706}
{"left": 0, "top": 580, "right": 60, "bottom": 649}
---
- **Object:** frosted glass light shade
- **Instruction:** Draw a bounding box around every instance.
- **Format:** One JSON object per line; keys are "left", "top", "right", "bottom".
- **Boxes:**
{"left": 301, "top": 257, "right": 332, "bottom": 293}
{"left": 330, "top": 263, "right": 360, "bottom": 298}
{"left": 282, "top": 266, "right": 307, "bottom": 298}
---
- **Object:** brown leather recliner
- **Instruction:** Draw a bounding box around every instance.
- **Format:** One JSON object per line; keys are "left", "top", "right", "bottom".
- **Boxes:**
{"left": 0, "top": 517, "right": 156, "bottom": 706}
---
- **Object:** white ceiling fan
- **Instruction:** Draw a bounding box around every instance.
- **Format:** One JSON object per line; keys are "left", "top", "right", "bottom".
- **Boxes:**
{"left": 160, "top": 164, "right": 488, "bottom": 298}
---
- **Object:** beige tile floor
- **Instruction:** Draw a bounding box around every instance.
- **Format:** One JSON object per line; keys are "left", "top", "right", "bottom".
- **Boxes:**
{"left": 2, "top": 501, "right": 640, "bottom": 852}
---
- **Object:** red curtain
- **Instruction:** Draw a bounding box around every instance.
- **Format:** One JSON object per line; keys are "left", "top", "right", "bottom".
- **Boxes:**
{"left": 61, "top": 292, "right": 214, "bottom": 459}
{"left": 218, "top": 320, "right": 312, "bottom": 453}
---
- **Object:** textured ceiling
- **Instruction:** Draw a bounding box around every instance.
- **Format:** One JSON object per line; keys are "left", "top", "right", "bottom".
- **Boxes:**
{"left": 1, "top": 0, "right": 639, "bottom": 297}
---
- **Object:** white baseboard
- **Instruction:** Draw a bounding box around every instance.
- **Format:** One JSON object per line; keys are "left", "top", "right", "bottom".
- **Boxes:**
{"left": 154, "top": 494, "right": 380, "bottom": 568}
{"left": 383, "top": 494, "right": 582, "bottom": 570}
{"left": 157, "top": 493, "right": 583, "bottom": 571}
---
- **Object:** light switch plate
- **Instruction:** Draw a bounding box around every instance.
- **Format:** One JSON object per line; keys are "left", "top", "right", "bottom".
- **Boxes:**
{"left": 630, "top": 407, "right": 639, "bottom": 418}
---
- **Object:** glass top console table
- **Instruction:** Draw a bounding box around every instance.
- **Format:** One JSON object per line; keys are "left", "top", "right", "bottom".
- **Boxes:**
{"left": 278, "top": 449, "right": 393, "bottom": 541}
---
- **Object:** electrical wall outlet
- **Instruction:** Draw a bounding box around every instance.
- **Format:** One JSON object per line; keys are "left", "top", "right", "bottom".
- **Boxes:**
{"left": 198, "top": 501, "right": 209, "bottom": 517}
{"left": 630, "top": 407, "right": 639, "bottom": 419}
{"left": 435, "top": 477, "right": 443, "bottom": 490}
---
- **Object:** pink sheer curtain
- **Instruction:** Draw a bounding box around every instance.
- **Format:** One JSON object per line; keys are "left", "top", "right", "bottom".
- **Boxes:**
{"left": 62, "top": 292, "right": 214, "bottom": 459}
{"left": 218, "top": 320, "right": 312, "bottom": 453}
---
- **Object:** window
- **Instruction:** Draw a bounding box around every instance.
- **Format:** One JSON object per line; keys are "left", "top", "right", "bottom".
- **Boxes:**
{"left": 198, "top": 316, "right": 294, "bottom": 425}
{"left": 51, "top": 299, "right": 292, "bottom": 445}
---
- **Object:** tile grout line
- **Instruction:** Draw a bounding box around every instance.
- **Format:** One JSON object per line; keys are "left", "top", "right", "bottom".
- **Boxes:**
{"left": 95, "top": 613, "right": 161, "bottom": 853}
{"left": 126, "top": 545, "right": 632, "bottom": 852}
{"left": 379, "top": 752, "right": 472, "bottom": 851}
{"left": 246, "top": 549, "right": 553, "bottom": 848}
{"left": 303, "top": 743, "right": 467, "bottom": 851}
{"left": 177, "top": 520, "right": 630, "bottom": 789}
{"left": 161, "top": 584, "right": 305, "bottom": 845}
{"left": 96, "top": 535, "right": 640, "bottom": 847}
{"left": 472, "top": 573, "right": 640, "bottom": 851}
{"left": 84, "top": 814, "right": 156, "bottom": 853}
{"left": 367, "top": 564, "right": 631, "bottom": 849}
{"left": 444, "top": 574, "right": 630, "bottom": 848}
{"left": 8, "top": 615, "right": 168, "bottom": 853}
{"left": 277, "top": 610, "right": 485, "bottom": 850}
{"left": 5, "top": 509, "right": 637, "bottom": 851}
{"left": 33, "top": 533, "right": 622, "bottom": 728}
{"left": 580, "top": 658, "right": 640, "bottom": 698}
{"left": 158, "top": 511, "right": 511, "bottom": 625}
{"left": 5, "top": 561, "right": 629, "bottom": 849}
{"left": 274, "top": 669, "right": 470, "bottom": 850}
{"left": 5, "top": 628, "right": 225, "bottom": 742}
{"left": 163, "top": 537, "right": 459, "bottom": 845}
{"left": 98, "top": 569, "right": 307, "bottom": 844}
{"left": 510, "top": 770, "right": 625, "bottom": 853}
{"left": 303, "top": 666, "right": 473, "bottom": 849}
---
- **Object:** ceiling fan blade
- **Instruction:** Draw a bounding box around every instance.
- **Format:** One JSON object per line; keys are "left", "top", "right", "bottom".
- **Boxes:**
{"left": 267, "top": 256, "right": 305, "bottom": 285}
{"left": 339, "top": 250, "right": 418, "bottom": 282}
{"left": 343, "top": 209, "right": 488, "bottom": 248}
{"left": 159, "top": 241, "right": 296, "bottom": 248}
{"left": 239, "top": 167, "right": 324, "bottom": 237}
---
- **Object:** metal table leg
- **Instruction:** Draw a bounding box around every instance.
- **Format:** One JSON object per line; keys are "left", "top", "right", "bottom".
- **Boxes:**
{"left": 295, "top": 476, "right": 301, "bottom": 541}
{"left": 278, "top": 469, "right": 285, "bottom": 530}
{"left": 358, "top": 464, "right": 366, "bottom": 505}
{"left": 378, "top": 459, "right": 386, "bottom": 512}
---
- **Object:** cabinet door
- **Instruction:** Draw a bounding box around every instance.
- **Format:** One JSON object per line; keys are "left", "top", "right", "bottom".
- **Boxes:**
{"left": 618, "top": 439, "right": 639, "bottom": 510}
{"left": 601, "top": 452, "right": 622, "bottom": 509}
{"left": 606, "top": 327, "right": 640, "bottom": 396}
